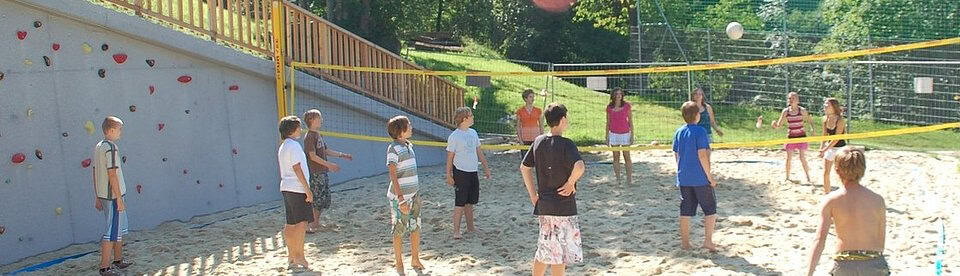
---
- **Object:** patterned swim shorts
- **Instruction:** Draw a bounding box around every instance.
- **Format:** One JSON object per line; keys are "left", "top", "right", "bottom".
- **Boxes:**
{"left": 310, "top": 172, "right": 331, "bottom": 212}
{"left": 389, "top": 194, "right": 422, "bottom": 237}
{"left": 535, "top": 215, "right": 583, "bottom": 265}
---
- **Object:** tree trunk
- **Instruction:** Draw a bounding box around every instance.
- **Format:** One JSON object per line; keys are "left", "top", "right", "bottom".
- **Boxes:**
{"left": 360, "top": 0, "right": 371, "bottom": 35}
{"left": 435, "top": 0, "right": 444, "bottom": 31}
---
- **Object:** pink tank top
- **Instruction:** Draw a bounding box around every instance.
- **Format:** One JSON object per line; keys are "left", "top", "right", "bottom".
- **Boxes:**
{"left": 786, "top": 107, "right": 806, "bottom": 138}
{"left": 607, "top": 103, "right": 631, "bottom": 134}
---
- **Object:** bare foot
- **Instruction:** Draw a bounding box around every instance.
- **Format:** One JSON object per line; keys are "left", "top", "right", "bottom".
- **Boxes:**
{"left": 466, "top": 227, "right": 477, "bottom": 233}
{"left": 411, "top": 260, "right": 425, "bottom": 270}
{"left": 453, "top": 232, "right": 462, "bottom": 240}
{"left": 702, "top": 243, "right": 718, "bottom": 252}
{"left": 681, "top": 243, "right": 693, "bottom": 250}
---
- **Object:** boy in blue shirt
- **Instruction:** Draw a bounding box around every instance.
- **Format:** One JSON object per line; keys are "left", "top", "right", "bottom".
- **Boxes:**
{"left": 673, "top": 101, "right": 718, "bottom": 252}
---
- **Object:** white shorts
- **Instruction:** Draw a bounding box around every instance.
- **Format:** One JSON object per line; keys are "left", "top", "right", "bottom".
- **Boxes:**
{"left": 823, "top": 147, "right": 841, "bottom": 161}
{"left": 607, "top": 132, "right": 631, "bottom": 146}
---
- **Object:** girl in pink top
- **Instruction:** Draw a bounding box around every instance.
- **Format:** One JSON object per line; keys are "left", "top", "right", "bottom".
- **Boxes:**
{"left": 770, "top": 92, "right": 815, "bottom": 183}
{"left": 605, "top": 87, "right": 634, "bottom": 183}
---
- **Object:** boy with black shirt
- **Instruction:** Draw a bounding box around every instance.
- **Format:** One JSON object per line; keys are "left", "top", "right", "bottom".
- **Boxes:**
{"left": 520, "top": 103, "right": 586, "bottom": 276}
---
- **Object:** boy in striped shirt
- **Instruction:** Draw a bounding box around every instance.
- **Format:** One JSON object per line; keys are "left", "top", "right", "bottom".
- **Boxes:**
{"left": 386, "top": 116, "right": 424, "bottom": 274}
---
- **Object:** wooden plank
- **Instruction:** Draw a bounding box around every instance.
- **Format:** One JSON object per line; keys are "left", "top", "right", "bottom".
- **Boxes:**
{"left": 176, "top": 0, "right": 184, "bottom": 22}
{"left": 238, "top": 0, "right": 246, "bottom": 45}
{"left": 301, "top": 13, "right": 308, "bottom": 63}
{"left": 186, "top": 0, "right": 194, "bottom": 26}
{"left": 196, "top": 0, "right": 205, "bottom": 31}
{"left": 254, "top": 0, "right": 264, "bottom": 49}
{"left": 311, "top": 20, "right": 319, "bottom": 64}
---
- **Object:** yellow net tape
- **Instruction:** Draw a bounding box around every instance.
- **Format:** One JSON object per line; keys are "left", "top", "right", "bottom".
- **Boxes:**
{"left": 291, "top": 37, "right": 960, "bottom": 77}
{"left": 319, "top": 122, "right": 959, "bottom": 151}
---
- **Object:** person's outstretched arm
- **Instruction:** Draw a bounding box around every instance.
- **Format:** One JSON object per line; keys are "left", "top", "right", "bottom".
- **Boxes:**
{"left": 807, "top": 198, "right": 833, "bottom": 276}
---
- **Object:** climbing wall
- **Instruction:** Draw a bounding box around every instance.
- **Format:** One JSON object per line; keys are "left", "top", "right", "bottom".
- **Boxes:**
{"left": 0, "top": 0, "right": 446, "bottom": 265}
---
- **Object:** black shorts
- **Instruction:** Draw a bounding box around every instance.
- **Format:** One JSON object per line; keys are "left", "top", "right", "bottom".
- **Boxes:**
{"left": 520, "top": 141, "right": 534, "bottom": 161}
{"left": 453, "top": 168, "right": 480, "bottom": 207}
{"left": 282, "top": 191, "right": 314, "bottom": 225}
{"left": 679, "top": 186, "right": 717, "bottom": 217}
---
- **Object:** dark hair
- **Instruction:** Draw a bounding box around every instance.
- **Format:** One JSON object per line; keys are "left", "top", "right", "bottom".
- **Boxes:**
{"left": 607, "top": 87, "right": 628, "bottom": 108}
{"left": 387, "top": 116, "right": 410, "bottom": 139}
{"left": 522, "top": 89, "right": 535, "bottom": 99}
{"left": 681, "top": 101, "right": 700, "bottom": 124}
{"left": 692, "top": 87, "right": 709, "bottom": 107}
{"left": 278, "top": 116, "right": 301, "bottom": 138}
{"left": 544, "top": 103, "right": 567, "bottom": 127}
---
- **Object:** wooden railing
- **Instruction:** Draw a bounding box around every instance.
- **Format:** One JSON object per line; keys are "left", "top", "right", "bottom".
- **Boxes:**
{"left": 98, "top": 0, "right": 464, "bottom": 128}
{"left": 280, "top": 2, "right": 463, "bottom": 128}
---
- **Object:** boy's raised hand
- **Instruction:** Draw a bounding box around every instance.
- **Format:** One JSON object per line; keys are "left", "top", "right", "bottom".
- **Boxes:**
{"left": 557, "top": 181, "right": 576, "bottom": 196}
{"left": 95, "top": 198, "right": 103, "bottom": 211}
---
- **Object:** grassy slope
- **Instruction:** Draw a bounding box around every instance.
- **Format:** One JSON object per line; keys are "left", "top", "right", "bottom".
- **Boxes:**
{"left": 407, "top": 50, "right": 960, "bottom": 151}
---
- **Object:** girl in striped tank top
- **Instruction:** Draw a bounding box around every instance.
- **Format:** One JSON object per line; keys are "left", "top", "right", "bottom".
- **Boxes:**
{"left": 772, "top": 92, "right": 814, "bottom": 183}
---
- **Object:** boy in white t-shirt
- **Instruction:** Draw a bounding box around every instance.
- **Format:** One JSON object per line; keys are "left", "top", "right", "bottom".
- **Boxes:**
{"left": 445, "top": 107, "right": 491, "bottom": 240}
{"left": 277, "top": 116, "right": 313, "bottom": 270}
{"left": 92, "top": 116, "right": 134, "bottom": 276}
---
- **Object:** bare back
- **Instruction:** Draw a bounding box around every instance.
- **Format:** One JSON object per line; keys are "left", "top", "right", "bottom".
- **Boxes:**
{"left": 825, "top": 184, "right": 886, "bottom": 252}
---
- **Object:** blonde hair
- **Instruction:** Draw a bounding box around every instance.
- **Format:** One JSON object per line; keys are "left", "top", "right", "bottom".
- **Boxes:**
{"left": 302, "top": 109, "right": 322, "bottom": 127}
{"left": 454, "top": 107, "right": 473, "bottom": 127}
{"left": 834, "top": 147, "right": 866, "bottom": 183}
{"left": 101, "top": 116, "right": 123, "bottom": 134}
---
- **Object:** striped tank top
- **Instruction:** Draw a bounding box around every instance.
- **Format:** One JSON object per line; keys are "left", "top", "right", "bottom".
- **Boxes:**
{"left": 786, "top": 107, "right": 806, "bottom": 138}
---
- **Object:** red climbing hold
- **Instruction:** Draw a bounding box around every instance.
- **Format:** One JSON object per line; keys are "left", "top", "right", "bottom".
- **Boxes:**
{"left": 177, "top": 75, "right": 192, "bottom": 83}
{"left": 16, "top": 31, "right": 27, "bottom": 40}
{"left": 148, "top": 85, "right": 155, "bottom": 95}
{"left": 157, "top": 123, "right": 165, "bottom": 131}
{"left": 136, "top": 184, "right": 142, "bottom": 194}
{"left": 35, "top": 149, "right": 43, "bottom": 160}
{"left": 52, "top": 43, "right": 60, "bottom": 51}
{"left": 256, "top": 185, "right": 262, "bottom": 190}
{"left": 98, "top": 69, "right": 106, "bottom": 78}
{"left": 229, "top": 85, "right": 239, "bottom": 91}
{"left": 81, "top": 158, "right": 92, "bottom": 168}
{"left": 145, "top": 59, "right": 156, "bottom": 67}
{"left": 43, "top": 56, "right": 51, "bottom": 67}
{"left": 112, "top": 53, "right": 127, "bottom": 64}
{"left": 11, "top": 153, "right": 26, "bottom": 164}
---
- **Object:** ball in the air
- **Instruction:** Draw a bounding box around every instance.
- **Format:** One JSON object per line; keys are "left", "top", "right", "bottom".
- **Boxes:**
{"left": 726, "top": 22, "right": 744, "bottom": 40}
{"left": 533, "top": 0, "right": 575, "bottom": 13}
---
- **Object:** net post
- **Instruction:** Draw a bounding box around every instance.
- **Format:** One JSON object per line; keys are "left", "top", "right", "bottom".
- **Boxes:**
{"left": 272, "top": 0, "right": 287, "bottom": 122}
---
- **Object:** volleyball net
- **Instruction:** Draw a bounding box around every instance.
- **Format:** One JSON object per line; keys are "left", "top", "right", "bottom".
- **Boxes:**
{"left": 283, "top": 37, "right": 960, "bottom": 152}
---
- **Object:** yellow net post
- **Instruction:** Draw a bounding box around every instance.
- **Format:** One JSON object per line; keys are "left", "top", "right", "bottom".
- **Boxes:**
{"left": 271, "top": 0, "right": 287, "bottom": 121}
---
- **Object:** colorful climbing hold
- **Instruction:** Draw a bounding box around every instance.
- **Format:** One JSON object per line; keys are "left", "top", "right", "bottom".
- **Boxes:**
{"left": 0, "top": 72, "right": 4, "bottom": 81}
{"left": 81, "top": 158, "right": 92, "bottom": 168}
{"left": 0, "top": 225, "right": 5, "bottom": 236}
{"left": 43, "top": 56, "right": 51, "bottom": 67}
{"left": 24, "top": 59, "right": 33, "bottom": 66}
{"left": 55, "top": 207, "right": 63, "bottom": 215}
{"left": 52, "top": 43, "right": 60, "bottom": 51}
{"left": 182, "top": 169, "right": 188, "bottom": 175}
{"left": 33, "top": 21, "right": 42, "bottom": 28}
{"left": 27, "top": 164, "right": 33, "bottom": 170}
{"left": 16, "top": 31, "right": 27, "bottom": 40}
{"left": 35, "top": 149, "right": 43, "bottom": 160}
{"left": 101, "top": 43, "right": 109, "bottom": 51}
{"left": 232, "top": 148, "right": 238, "bottom": 155}
{"left": 62, "top": 132, "right": 69, "bottom": 137}
{"left": 136, "top": 184, "right": 142, "bottom": 194}
{"left": 184, "top": 109, "right": 190, "bottom": 114}
{"left": 228, "top": 85, "right": 239, "bottom": 91}
{"left": 157, "top": 123, "right": 165, "bottom": 131}
{"left": 3, "top": 179, "right": 9, "bottom": 184}
{"left": 82, "top": 43, "right": 92, "bottom": 54}
{"left": 112, "top": 53, "right": 127, "bottom": 64}
{"left": 145, "top": 59, "right": 155, "bottom": 67}
{"left": 256, "top": 185, "right": 262, "bottom": 190}
{"left": 85, "top": 120, "right": 96, "bottom": 135}
{"left": 161, "top": 157, "right": 167, "bottom": 162}
{"left": 196, "top": 180, "right": 200, "bottom": 185}
{"left": 97, "top": 69, "right": 106, "bottom": 78}
{"left": 177, "top": 75, "right": 192, "bottom": 83}
{"left": 129, "top": 105, "right": 136, "bottom": 112}
{"left": 218, "top": 183, "right": 224, "bottom": 188}
{"left": 11, "top": 153, "right": 26, "bottom": 164}
{"left": 26, "top": 109, "right": 33, "bottom": 119}
{"left": 148, "top": 85, "right": 155, "bottom": 95}
{"left": 121, "top": 156, "right": 127, "bottom": 163}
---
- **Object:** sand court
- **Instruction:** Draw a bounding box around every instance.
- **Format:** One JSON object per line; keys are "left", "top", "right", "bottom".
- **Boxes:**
{"left": 2, "top": 149, "right": 957, "bottom": 275}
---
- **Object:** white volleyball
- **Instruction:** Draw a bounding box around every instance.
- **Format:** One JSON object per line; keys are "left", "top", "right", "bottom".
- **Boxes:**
{"left": 726, "top": 22, "right": 744, "bottom": 40}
